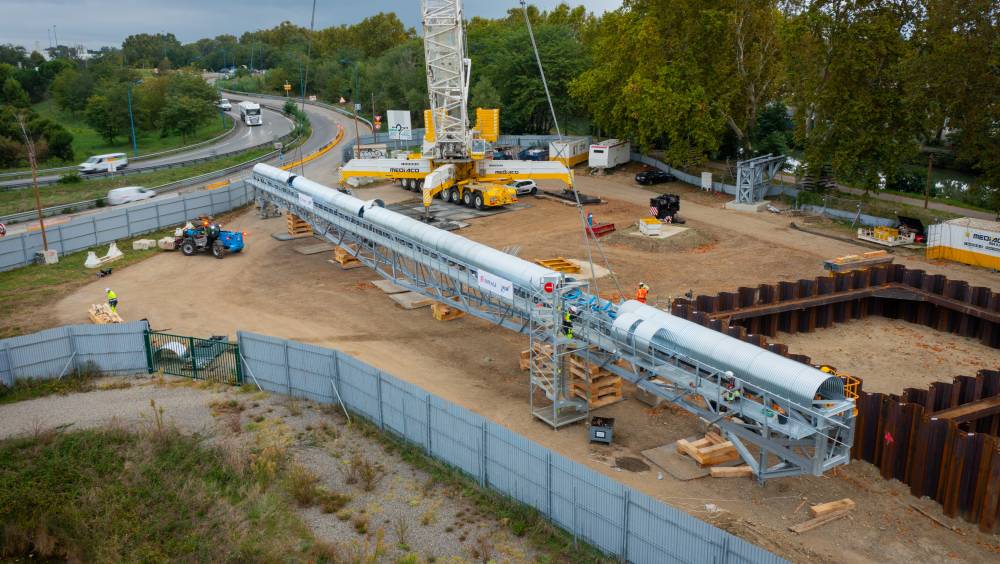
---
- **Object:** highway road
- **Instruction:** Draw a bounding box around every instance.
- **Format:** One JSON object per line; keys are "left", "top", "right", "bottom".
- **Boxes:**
{"left": 2, "top": 91, "right": 369, "bottom": 236}
{"left": 0, "top": 100, "right": 295, "bottom": 190}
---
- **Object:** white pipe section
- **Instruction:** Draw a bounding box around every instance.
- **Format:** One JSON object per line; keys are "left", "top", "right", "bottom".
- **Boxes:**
{"left": 613, "top": 301, "right": 844, "bottom": 403}
{"left": 253, "top": 164, "right": 560, "bottom": 289}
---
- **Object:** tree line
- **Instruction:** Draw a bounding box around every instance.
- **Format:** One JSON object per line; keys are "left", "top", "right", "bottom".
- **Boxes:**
{"left": 0, "top": 48, "right": 75, "bottom": 167}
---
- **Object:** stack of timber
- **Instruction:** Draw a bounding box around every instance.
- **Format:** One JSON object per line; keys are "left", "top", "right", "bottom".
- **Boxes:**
{"left": 535, "top": 257, "right": 581, "bottom": 273}
{"left": 676, "top": 432, "right": 740, "bottom": 467}
{"left": 88, "top": 304, "right": 122, "bottom": 324}
{"left": 431, "top": 302, "right": 465, "bottom": 321}
{"left": 333, "top": 245, "right": 359, "bottom": 266}
{"left": 568, "top": 354, "right": 623, "bottom": 408}
{"left": 789, "top": 498, "right": 856, "bottom": 533}
{"left": 823, "top": 250, "right": 893, "bottom": 272}
{"left": 285, "top": 213, "right": 313, "bottom": 238}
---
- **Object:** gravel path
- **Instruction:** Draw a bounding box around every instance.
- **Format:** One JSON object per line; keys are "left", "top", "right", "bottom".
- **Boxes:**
{"left": 0, "top": 377, "right": 222, "bottom": 440}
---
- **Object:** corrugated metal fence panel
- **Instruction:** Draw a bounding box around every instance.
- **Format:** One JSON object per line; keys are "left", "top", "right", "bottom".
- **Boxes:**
{"left": 0, "top": 342, "right": 11, "bottom": 387}
{"left": 550, "top": 451, "right": 627, "bottom": 555}
{"left": 485, "top": 423, "right": 549, "bottom": 512}
{"left": 72, "top": 321, "right": 149, "bottom": 373}
{"left": 799, "top": 204, "right": 894, "bottom": 227}
{"left": 429, "top": 396, "right": 485, "bottom": 479}
{"left": 379, "top": 373, "right": 431, "bottom": 446}
{"left": 238, "top": 331, "right": 291, "bottom": 394}
{"left": 627, "top": 489, "right": 787, "bottom": 564}
{"left": 0, "top": 326, "right": 72, "bottom": 380}
{"left": 335, "top": 353, "right": 381, "bottom": 422}
{"left": 0, "top": 182, "right": 250, "bottom": 272}
{"left": 287, "top": 340, "right": 337, "bottom": 403}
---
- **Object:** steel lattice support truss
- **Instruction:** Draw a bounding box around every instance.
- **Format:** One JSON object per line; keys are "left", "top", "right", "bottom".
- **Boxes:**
{"left": 422, "top": 0, "right": 470, "bottom": 159}
{"left": 249, "top": 172, "right": 855, "bottom": 481}
{"left": 735, "top": 154, "right": 787, "bottom": 204}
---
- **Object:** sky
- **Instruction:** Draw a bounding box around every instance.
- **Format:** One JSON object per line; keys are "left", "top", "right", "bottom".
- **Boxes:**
{"left": 3, "top": 0, "right": 622, "bottom": 52}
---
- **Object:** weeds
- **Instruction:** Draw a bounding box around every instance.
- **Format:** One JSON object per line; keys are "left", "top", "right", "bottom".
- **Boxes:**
{"left": 0, "top": 362, "right": 103, "bottom": 405}
{"left": 352, "top": 514, "right": 369, "bottom": 535}
{"left": 287, "top": 464, "right": 322, "bottom": 506}
{"left": 339, "top": 528, "right": 386, "bottom": 563}
{"left": 342, "top": 453, "right": 385, "bottom": 492}
{"left": 393, "top": 515, "right": 411, "bottom": 551}
{"left": 319, "top": 490, "right": 352, "bottom": 514}
{"left": 470, "top": 534, "right": 496, "bottom": 563}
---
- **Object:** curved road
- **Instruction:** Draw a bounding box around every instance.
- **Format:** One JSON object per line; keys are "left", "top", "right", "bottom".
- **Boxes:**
{"left": 3, "top": 92, "right": 368, "bottom": 235}
{"left": 0, "top": 101, "right": 295, "bottom": 189}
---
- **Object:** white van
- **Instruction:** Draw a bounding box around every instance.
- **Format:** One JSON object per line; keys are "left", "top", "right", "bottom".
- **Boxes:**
{"left": 79, "top": 153, "right": 128, "bottom": 174}
{"left": 107, "top": 186, "right": 155, "bottom": 206}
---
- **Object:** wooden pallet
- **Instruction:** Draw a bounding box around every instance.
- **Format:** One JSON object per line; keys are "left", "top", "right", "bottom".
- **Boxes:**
{"left": 567, "top": 353, "right": 623, "bottom": 408}
{"left": 286, "top": 213, "right": 313, "bottom": 237}
{"left": 676, "top": 433, "right": 740, "bottom": 467}
{"left": 534, "top": 257, "right": 581, "bottom": 274}
{"left": 432, "top": 302, "right": 465, "bottom": 321}
{"left": 88, "top": 303, "right": 122, "bottom": 324}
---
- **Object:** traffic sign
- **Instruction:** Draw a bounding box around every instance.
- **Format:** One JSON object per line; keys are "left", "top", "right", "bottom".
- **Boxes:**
{"left": 283, "top": 82, "right": 292, "bottom": 92}
{"left": 0, "top": 223, "right": 6, "bottom": 237}
{"left": 375, "top": 115, "right": 382, "bottom": 122}
{"left": 339, "top": 97, "right": 346, "bottom": 103}
{"left": 354, "top": 103, "right": 362, "bottom": 112}
{"left": 375, "top": 123, "right": 381, "bottom": 130}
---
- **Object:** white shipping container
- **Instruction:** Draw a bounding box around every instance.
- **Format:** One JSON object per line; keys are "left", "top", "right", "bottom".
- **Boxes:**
{"left": 588, "top": 139, "right": 630, "bottom": 169}
{"left": 549, "top": 137, "right": 590, "bottom": 167}
{"left": 927, "top": 217, "right": 1000, "bottom": 270}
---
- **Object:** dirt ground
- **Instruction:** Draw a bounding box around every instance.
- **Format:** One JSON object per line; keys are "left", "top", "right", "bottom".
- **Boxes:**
{"left": 779, "top": 316, "right": 1000, "bottom": 393}
{"left": 51, "top": 171, "right": 1000, "bottom": 563}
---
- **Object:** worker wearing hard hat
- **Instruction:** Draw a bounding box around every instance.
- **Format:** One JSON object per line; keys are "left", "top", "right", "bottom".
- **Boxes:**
{"left": 105, "top": 288, "right": 118, "bottom": 313}
{"left": 636, "top": 283, "right": 649, "bottom": 304}
{"left": 563, "top": 305, "right": 579, "bottom": 339}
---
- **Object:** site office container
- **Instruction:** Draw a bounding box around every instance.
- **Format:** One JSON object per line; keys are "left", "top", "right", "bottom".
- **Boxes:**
{"left": 588, "top": 139, "right": 630, "bottom": 169}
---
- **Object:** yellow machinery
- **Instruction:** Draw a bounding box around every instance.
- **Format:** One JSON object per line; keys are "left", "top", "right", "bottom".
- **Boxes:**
{"left": 820, "top": 365, "right": 860, "bottom": 414}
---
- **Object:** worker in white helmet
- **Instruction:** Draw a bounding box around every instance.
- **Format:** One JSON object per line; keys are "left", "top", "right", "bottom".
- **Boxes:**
{"left": 636, "top": 282, "right": 649, "bottom": 304}
{"left": 105, "top": 288, "right": 118, "bottom": 313}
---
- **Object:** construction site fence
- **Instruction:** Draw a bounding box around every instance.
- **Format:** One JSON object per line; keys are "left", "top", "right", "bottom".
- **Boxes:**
{"left": 798, "top": 204, "right": 895, "bottom": 227}
{"left": 235, "top": 330, "right": 786, "bottom": 564}
{"left": 630, "top": 153, "right": 798, "bottom": 200}
{"left": 0, "top": 180, "right": 253, "bottom": 272}
{"left": 0, "top": 321, "right": 149, "bottom": 387}
{"left": 0, "top": 321, "right": 788, "bottom": 564}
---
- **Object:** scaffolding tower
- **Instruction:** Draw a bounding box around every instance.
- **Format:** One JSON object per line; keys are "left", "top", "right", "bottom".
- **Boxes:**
{"left": 735, "top": 154, "right": 787, "bottom": 204}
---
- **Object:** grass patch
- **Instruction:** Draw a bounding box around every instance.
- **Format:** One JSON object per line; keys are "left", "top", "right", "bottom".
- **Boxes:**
{"left": 0, "top": 362, "right": 102, "bottom": 405}
{"left": 0, "top": 425, "right": 315, "bottom": 561}
{"left": 0, "top": 206, "right": 249, "bottom": 339}
{"left": 350, "top": 417, "right": 612, "bottom": 564}
{"left": 4, "top": 98, "right": 233, "bottom": 172}
{"left": 0, "top": 146, "right": 273, "bottom": 217}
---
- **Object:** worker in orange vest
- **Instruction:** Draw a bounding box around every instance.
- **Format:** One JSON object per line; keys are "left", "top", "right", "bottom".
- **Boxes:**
{"left": 636, "top": 282, "right": 649, "bottom": 304}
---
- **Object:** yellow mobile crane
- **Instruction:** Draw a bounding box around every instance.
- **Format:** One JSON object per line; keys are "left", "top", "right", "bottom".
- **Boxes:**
{"left": 337, "top": 0, "right": 575, "bottom": 212}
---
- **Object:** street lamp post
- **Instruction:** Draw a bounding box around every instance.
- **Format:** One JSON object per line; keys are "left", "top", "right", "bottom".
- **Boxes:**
{"left": 126, "top": 83, "right": 138, "bottom": 158}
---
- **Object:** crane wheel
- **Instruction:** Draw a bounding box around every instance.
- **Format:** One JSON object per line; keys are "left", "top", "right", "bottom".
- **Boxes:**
{"left": 449, "top": 187, "right": 461, "bottom": 203}
{"left": 462, "top": 191, "right": 473, "bottom": 207}
{"left": 474, "top": 194, "right": 485, "bottom": 210}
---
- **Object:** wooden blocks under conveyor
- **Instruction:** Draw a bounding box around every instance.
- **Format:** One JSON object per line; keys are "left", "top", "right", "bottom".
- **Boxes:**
{"left": 333, "top": 245, "right": 359, "bottom": 265}
{"left": 285, "top": 213, "right": 313, "bottom": 238}
{"left": 431, "top": 302, "right": 465, "bottom": 321}
{"left": 88, "top": 303, "right": 122, "bottom": 324}
{"left": 568, "top": 355, "right": 623, "bottom": 409}
{"left": 534, "top": 257, "right": 581, "bottom": 274}
{"left": 676, "top": 432, "right": 740, "bottom": 467}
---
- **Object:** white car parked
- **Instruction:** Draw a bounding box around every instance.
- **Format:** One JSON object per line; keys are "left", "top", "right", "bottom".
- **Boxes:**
{"left": 107, "top": 186, "right": 155, "bottom": 206}
{"left": 508, "top": 180, "right": 538, "bottom": 196}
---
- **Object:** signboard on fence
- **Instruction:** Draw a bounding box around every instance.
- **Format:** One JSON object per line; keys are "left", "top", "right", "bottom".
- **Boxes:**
{"left": 701, "top": 171, "right": 712, "bottom": 190}
{"left": 357, "top": 144, "right": 388, "bottom": 159}
{"left": 387, "top": 110, "right": 412, "bottom": 141}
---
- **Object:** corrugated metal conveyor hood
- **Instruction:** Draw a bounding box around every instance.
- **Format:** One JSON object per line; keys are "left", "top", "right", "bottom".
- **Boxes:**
{"left": 614, "top": 301, "right": 844, "bottom": 404}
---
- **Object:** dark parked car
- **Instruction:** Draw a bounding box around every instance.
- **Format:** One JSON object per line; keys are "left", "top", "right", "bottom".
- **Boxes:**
{"left": 517, "top": 147, "right": 549, "bottom": 161}
{"left": 635, "top": 170, "right": 677, "bottom": 185}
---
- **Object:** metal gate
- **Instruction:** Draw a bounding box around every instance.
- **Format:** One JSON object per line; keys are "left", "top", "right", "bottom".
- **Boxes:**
{"left": 144, "top": 331, "right": 243, "bottom": 385}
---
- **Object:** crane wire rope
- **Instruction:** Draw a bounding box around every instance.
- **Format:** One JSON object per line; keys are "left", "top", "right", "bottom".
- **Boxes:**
{"left": 518, "top": 0, "right": 624, "bottom": 302}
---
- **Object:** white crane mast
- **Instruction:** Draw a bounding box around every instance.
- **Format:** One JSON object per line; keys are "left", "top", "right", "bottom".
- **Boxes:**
{"left": 422, "top": 0, "right": 471, "bottom": 160}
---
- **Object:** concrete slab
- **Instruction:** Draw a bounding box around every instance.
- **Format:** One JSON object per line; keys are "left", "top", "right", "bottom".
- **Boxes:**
{"left": 294, "top": 242, "right": 334, "bottom": 255}
{"left": 565, "top": 258, "right": 612, "bottom": 280}
{"left": 371, "top": 279, "right": 409, "bottom": 294}
{"left": 725, "top": 200, "right": 770, "bottom": 213}
{"left": 641, "top": 442, "right": 710, "bottom": 481}
{"left": 625, "top": 225, "right": 688, "bottom": 240}
{"left": 388, "top": 291, "right": 435, "bottom": 310}
{"left": 271, "top": 232, "right": 314, "bottom": 241}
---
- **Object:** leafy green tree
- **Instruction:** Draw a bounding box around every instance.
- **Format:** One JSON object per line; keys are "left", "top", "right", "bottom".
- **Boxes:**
{"left": 84, "top": 81, "right": 131, "bottom": 144}
{"left": 783, "top": 1, "right": 921, "bottom": 193}
{"left": 470, "top": 77, "right": 501, "bottom": 110}
{"left": 51, "top": 68, "right": 96, "bottom": 113}
{"left": 160, "top": 95, "right": 214, "bottom": 140}
{"left": 0, "top": 44, "right": 28, "bottom": 66}
{"left": 2, "top": 78, "right": 29, "bottom": 108}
